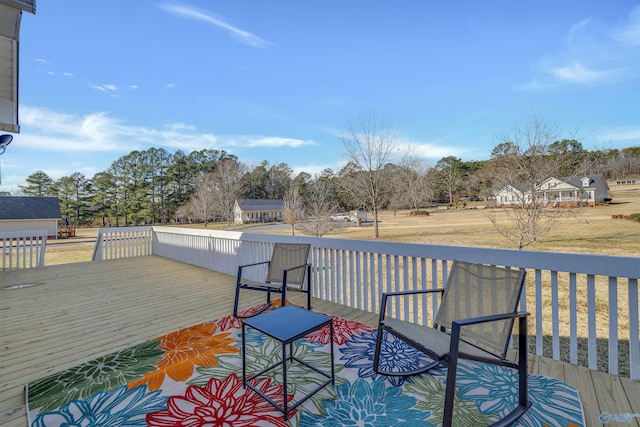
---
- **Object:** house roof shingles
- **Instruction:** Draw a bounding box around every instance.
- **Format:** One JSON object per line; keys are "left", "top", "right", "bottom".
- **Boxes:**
{"left": 0, "top": 196, "right": 61, "bottom": 220}
{"left": 236, "top": 199, "right": 283, "bottom": 211}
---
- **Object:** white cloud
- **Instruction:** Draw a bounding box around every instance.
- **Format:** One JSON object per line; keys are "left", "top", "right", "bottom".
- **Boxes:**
{"left": 399, "top": 138, "right": 467, "bottom": 160}
{"left": 88, "top": 83, "right": 118, "bottom": 93}
{"left": 17, "top": 106, "right": 316, "bottom": 155}
{"left": 567, "top": 18, "right": 592, "bottom": 48}
{"left": 160, "top": 4, "right": 271, "bottom": 48}
{"left": 550, "top": 62, "right": 620, "bottom": 84}
{"left": 612, "top": 5, "right": 640, "bottom": 47}
{"left": 527, "top": 7, "right": 639, "bottom": 88}
{"left": 236, "top": 136, "right": 314, "bottom": 148}
{"left": 595, "top": 127, "right": 640, "bottom": 143}
{"left": 515, "top": 78, "right": 553, "bottom": 91}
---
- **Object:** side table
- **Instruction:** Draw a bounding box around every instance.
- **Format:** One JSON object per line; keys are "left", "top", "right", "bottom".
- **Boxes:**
{"left": 242, "top": 306, "right": 334, "bottom": 420}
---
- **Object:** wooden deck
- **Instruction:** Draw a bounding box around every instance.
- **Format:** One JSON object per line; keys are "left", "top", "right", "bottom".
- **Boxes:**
{"left": 1, "top": 256, "right": 638, "bottom": 426}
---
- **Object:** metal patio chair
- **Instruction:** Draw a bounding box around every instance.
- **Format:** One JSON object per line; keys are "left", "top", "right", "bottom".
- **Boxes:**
{"left": 233, "top": 243, "right": 312, "bottom": 319}
{"left": 373, "top": 260, "right": 531, "bottom": 426}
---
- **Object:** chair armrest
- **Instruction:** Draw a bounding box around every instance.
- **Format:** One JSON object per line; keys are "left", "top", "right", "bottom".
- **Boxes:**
{"left": 239, "top": 260, "right": 270, "bottom": 269}
{"left": 282, "top": 263, "right": 311, "bottom": 288}
{"left": 283, "top": 263, "right": 311, "bottom": 273}
{"left": 379, "top": 288, "right": 445, "bottom": 321}
{"left": 452, "top": 310, "right": 529, "bottom": 328}
{"left": 449, "top": 312, "right": 529, "bottom": 362}
{"left": 237, "top": 260, "right": 270, "bottom": 284}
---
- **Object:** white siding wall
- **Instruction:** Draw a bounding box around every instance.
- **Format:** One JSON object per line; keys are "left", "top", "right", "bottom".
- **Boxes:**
{"left": 0, "top": 219, "right": 57, "bottom": 237}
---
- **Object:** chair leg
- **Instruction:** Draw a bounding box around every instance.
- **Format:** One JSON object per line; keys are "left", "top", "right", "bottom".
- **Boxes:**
{"left": 373, "top": 324, "right": 385, "bottom": 373}
{"left": 443, "top": 325, "right": 462, "bottom": 427}
{"left": 518, "top": 316, "right": 529, "bottom": 409}
{"left": 233, "top": 284, "right": 242, "bottom": 317}
{"left": 306, "top": 265, "right": 312, "bottom": 310}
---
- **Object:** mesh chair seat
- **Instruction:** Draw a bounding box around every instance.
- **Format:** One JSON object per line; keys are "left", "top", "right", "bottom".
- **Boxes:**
{"left": 381, "top": 317, "right": 494, "bottom": 360}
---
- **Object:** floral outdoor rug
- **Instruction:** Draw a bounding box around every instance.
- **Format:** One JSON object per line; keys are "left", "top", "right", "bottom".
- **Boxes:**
{"left": 26, "top": 306, "right": 584, "bottom": 426}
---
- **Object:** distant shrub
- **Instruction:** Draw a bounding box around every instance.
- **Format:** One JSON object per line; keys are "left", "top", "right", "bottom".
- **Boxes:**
{"left": 410, "top": 210, "right": 430, "bottom": 216}
{"left": 630, "top": 212, "right": 640, "bottom": 220}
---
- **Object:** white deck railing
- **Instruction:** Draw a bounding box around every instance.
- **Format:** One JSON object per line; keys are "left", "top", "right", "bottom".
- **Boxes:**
{"left": 92, "top": 226, "right": 153, "bottom": 261}
{"left": 0, "top": 230, "right": 47, "bottom": 270}
{"left": 93, "top": 225, "right": 640, "bottom": 380}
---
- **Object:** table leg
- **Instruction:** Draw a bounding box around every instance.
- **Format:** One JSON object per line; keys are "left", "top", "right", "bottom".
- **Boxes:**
{"left": 242, "top": 322, "right": 247, "bottom": 388}
{"left": 330, "top": 320, "right": 335, "bottom": 384}
{"left": 282, "top": 340, "right": 289, "bottom": 420}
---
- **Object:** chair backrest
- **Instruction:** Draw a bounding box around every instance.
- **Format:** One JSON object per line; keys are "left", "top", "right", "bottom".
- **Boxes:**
{"left": 435, "top": 260, "right": 526, "bottom": 358}
{"left": 265, "top": 243, "right": 311, "bottom": 288}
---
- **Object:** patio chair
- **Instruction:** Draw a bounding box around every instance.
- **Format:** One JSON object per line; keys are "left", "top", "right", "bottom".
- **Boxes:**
{"left": 233, "top": 243, "right": 312, "bottom": 318}
{"left": 373, "top": 260, "right": 530, "bottom": 427}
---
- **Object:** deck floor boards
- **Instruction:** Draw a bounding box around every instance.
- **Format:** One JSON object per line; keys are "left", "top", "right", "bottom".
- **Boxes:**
{"left": 1, "top": 255, "right": 637, "bottom": 426}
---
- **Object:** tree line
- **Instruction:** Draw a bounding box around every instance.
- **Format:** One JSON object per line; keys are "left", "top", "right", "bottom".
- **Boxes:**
{"left": 17, "top": 123, "right": 640, "bottom": 236}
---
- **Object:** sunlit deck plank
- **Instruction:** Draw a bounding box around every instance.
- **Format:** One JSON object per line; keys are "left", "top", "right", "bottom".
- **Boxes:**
{"left": 1, "top": 255, "right": 637, "bottom": 427}
{"left": 563, "top": 363, "right": 601, "bottom": 427}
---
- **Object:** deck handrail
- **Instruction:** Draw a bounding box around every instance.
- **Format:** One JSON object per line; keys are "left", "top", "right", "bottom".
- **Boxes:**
{"left": 92, "top": 226, "right": 153, "bottom": 261}
{"left": 94, "top": 225, "right": 640, "bottom": 380}
{"left": 0, "top": 230, "right": 47, "bottom": 270}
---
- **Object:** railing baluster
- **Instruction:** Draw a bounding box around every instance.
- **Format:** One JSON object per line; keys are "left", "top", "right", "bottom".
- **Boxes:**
{"left": 551, "top": 270, "right": 560, "bottom": 360}
{"left": 569, "top": 272, "right": 578, "bottom": 365}
{"left": 587, "top": 274, "right": 597, "bottom": 370}
{"left": 609, "top": 276, "right": 619, "bottom": 375}
{"left": 629, "top": 278, "right": 639, "bottom": 381}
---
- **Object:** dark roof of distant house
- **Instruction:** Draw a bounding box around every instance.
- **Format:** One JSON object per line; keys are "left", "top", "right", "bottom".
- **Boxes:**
{"left": 0, "top": 196, "right": 61, "bottom": 220}
{"left": 236, "top": 199, "right": 284, "bottom": 211}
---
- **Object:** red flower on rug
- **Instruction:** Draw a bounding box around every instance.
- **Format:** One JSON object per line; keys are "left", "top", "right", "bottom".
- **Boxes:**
{"left": 129, "top": 322, "right": 238, "bottom": 391}
{"left": 146, "top": 374, "right": 293, "bottom": 426}
{"left": 305, "top": 315, "right": 374, "bottom": 345}
{"left": 216, "top": 314, "right": 243, "bottom": 331}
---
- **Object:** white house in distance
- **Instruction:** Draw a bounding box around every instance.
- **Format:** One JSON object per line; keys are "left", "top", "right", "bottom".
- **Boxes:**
{"left": 495, "top": 174, "right": 609, "bottom": 208}
{"left": 234, "top": 199, "right": 284, "bottom": 224}
{"left": 0, "top": 196, "right": 61, "bottom": 238}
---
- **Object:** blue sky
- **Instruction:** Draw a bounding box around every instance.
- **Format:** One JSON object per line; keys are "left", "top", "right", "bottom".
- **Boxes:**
{"left": 2, "top": 1, "right": 639, "bottom": 193}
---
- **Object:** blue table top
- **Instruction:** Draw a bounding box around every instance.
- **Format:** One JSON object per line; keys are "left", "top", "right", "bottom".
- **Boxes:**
{"left": 243, "top": 306, "right": 331, "bottom": 342}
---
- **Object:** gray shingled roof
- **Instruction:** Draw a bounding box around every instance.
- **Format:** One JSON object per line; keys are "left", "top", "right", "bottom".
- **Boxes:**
{"left": 236, "top": 199, "right": 283, "bottom": 211}
{"left": 0, "top": 196, "right": 61, "bottom": 220}
{"left": 560, "top": 174, "right": 609, "bottom": 201}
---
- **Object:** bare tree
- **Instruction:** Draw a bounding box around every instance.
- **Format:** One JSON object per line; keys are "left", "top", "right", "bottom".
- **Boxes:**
{"left": 174, "top": 199, "right": 196, "bottom": 224}
{"left": 399, "top": 155, "right": 434, "bottom": 211}
{"left": 339, "top": 113, "right": 401, "bottom": 238}
{"left": 282, "top": 186, "right": 304, "bottom": 235}
{"left": 190, "top": 173, "right": 216, "bottom": 227}
{"left": 487, "top": 115, "right": 578, "bottom": 249}
{"left": 298, "top": 178, "right": 341, "bottom": 237}
{"left": 210, "top": 159, "right": 247, "bottom": 225}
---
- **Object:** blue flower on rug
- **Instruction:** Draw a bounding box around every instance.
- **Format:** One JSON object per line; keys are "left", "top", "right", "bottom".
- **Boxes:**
{"left": 299, "top": 378, "right": 436, "bottom": 427}
{"left": 31, "top": 385, "right": 167, "bottom": 427}
{"left": 340, "top": 330, "right": 436, "bottom": 387}
{"left": 455, "top": 362, "right": 520, "bottom": 415}
{"left": 455, "top": 361, "right": 584, "bottom": 427}
{"left": 519, "top": 375, "right": 584, "bottom": 427}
